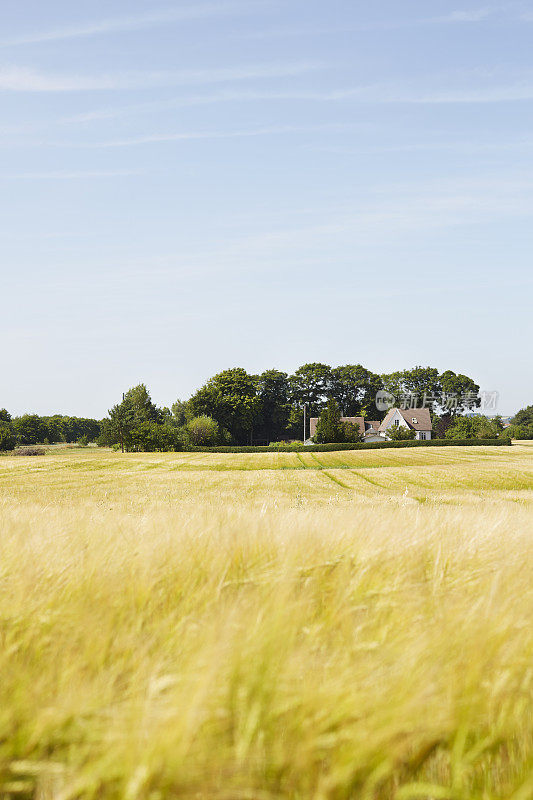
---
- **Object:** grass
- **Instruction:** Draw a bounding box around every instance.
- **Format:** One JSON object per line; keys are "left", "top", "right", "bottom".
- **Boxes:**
{"left": 0, "top": 444, "right": 532, "bottom": 799}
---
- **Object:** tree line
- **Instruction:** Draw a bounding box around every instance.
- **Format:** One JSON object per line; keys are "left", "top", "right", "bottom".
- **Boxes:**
{"left": 2, "top": 364, "right": 531, "bottom": 452}
{"left": 0, "top": 410, "right": 101, "bottom": 451}
{"left": 96, "top": 364, "right": 480, "bottom": 451}
{"left": 92, "top": 364, "right": 527, "bottom": 451}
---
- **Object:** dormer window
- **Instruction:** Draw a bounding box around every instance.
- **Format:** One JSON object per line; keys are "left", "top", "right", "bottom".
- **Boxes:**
{"left": 412, "top": 417, "right": 418, "bottom": 424}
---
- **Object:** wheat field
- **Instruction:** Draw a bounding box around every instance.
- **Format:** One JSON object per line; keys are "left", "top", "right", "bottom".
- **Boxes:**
{"left": 0, "top": 445, "right": 532, "bottom": 800}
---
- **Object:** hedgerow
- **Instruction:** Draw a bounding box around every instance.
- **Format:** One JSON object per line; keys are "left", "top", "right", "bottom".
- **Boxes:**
{"left": 187, "top": 438, "right": 510, "bottom": 453}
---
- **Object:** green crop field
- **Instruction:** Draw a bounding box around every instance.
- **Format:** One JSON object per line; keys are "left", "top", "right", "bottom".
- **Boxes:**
{"left": 0, "top": 444, "right": 532, "bottom": 799}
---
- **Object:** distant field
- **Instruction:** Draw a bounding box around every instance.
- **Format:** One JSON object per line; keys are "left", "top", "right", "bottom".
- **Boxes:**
{"left": 0, "top": 445, "right": 532, "bottom": 799}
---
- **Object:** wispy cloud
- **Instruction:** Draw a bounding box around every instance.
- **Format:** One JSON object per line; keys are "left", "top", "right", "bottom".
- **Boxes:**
{"left": 0, "top": 2, "right": 264, "bottom": 46}
{"left": 0, "top": 61, "right": 320, "bottom": 92}
{"left": 240, "top": 5, "right": 505, "bottom": 38}
{"left": 431, "top": 7, "right": 495, "bottom": 23}
{"left": 73, "top": 123, "right": 354, "bottom": 149}
{"left": 198, "top": 176, "right": 533, "bottom": 261}
{"left": 57, "top": 74, "right": 533, "bottom": 125}
{"left": 310, "top": 138, "right": 533, "bottom": 156}
{"left": 2, "top": 169, "right": 143, "bottom": 180}
{"left": 60, "top": 89, "right": 362, "bottom": 124}
{"left": 379, "top": 82, "right": 533, "bottom": 104}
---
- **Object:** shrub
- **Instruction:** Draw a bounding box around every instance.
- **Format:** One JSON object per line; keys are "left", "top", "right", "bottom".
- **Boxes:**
{"left": 500, "top": 424, "right": 533, "bottom": 440}
{"left": 445, "top": 415, "right": 501, "bottom": 440}
{"left": 13, "top": 446, "right": 46, "bottom": 456}
{"left": 268, "top": 441, "right": 303, "bottom": 449}
{"left": 186, "top": 416, "right": 219, "bottom": 446}
{"left": 341, "top": 421, "right": 362, "bottom": 443}
{"left": 77, "top": 435, "right": 89, "bottom": 447}
{"left": 387, "top": 426, "right": 417, "bottom": 441}
{"left": 129, "top": 422, "right": 183, "bottom": 452}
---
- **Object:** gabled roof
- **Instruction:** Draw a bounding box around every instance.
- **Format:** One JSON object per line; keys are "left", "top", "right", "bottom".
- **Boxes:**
{"left": 379, "top": 407, "right": 432, "bottom": 432}
{"left": 344, "top": 416, "right": 365, "bottom": 436}
{"left": 309, "top": 415, "right": 365, "bottom": 438}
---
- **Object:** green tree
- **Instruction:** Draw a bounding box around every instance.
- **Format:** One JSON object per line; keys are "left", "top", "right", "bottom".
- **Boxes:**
{"left": 314, "top": 398, "right": 345, "bottom": 444}
{"left": 42, "top": 415, "right": 64, "bottom": 443}
{"left": 387, "top": 425, "right": 416, "bottom": 441}
{"left": 124, "top": 384, "right": 162, "bottom": 424}
{"left": 12, "top": 415, "right": 49, "bottom": 445}
{"left": 445, "top": 415, "right": 500, "bottom": 440}
{"left": 171, "top": 399, "right": 192, "bottom": 427}
{"left": 513, "top": 405, "right": 533, "bottom": 427}
{"left": 289, "top": 363, "right": 332, "bottom": 415}
{"left": 65, "top": 417, "right": 100, "bottom": 442}
{"left": 330, "top": 365, "right": 383, "bottom": 417}
{"left": 439, "top": 371, "right": 480, "bottom": 415}
{"left": 128, "top": 421, "right": 180, "bottom": 452}
{"left": 0, "top": 422, "right": 16, "bottom": 451}
{"left": 381, "top": 371, "right": 404, "bottom": 402}
{"left": 186, "top": 416, "right": 219, "bottom": 446}
{"left": 402, "top": 366, "right": 441, "bottom": 400}
{"left": 189, "top": 368, "right": 260, "bottom": 445}
{"left": 381, "top": 367, "right": 480, "bottom": 421}
{"left": 500, "top": 423, "right": 533, "bottom": 440}
{"left": 99, "top": 384, "right": 164, "bottom": 451}
{"left": 341, "top": 421, "right": 363, "bottom": 443}
{"left": 254, "top": 369, "right": 291, "bottom": 443}
{"left": 383, "top": 366, "right": 442, "bottom": 411}
{"left": 0, "top": 409, "right": 11, "bottom": 423}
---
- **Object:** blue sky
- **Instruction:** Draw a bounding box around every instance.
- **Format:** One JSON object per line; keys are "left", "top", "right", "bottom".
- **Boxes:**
{"left": 1, "top": 0, "right": 531, "bottom": 417}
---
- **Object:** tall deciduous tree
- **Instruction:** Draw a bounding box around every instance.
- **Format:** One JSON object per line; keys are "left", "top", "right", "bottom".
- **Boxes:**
{"left": 0, "top": 423, "right": 16, "bottom": 451}
{"left": 402, "top": 366, "right": 441, "bottom": 399}
{"left": 123, "top": 384, "right": 162, "bottom": 424}
{"left": 188, "top": 368, "right": 260, "bottom": 444}
{"left": 313, "top": 398, "right": 362, "bottom": 443}
{"left": 12, "top": 415, "right": 49, "bottom": 445}
{"left": 512, "top": 405, "right": 533, "bottom": 427}
{"left": 313, "top": 398, "right": 344, "bottom": 444}
{"left": 439, "top": 371, "right": 480, "bottom": 415}
{"left": 171, "top": 399, "right": 192, "bottom": 427}
{"left": 289, "top": 363, "right": 332, "bottom": 415}
{"left": 330, "top": 365, "right": 383, "bottom": 418}
{"left": 255, "top": 369, "right": 291, "bottom": 443}
{"left": 100, "top": 384, "right": 164, "bottom": 451}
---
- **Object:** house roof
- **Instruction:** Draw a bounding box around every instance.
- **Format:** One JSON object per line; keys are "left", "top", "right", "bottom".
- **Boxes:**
{"left": 378, "top": 407, "right": 432, "bottom": 432}
{"left": 366, "top": 420, "right": 380, "bottom": 431}
{"left": 309, "top": 415, "right": 365, "bottom": 438}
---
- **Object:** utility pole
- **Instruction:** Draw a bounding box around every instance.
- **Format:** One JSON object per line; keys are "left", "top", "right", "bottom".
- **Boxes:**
{"left": 120, "top": 393, "right": 125, "bottom": 453}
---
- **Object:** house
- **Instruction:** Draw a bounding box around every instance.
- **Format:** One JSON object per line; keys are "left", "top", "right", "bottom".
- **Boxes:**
{"left": 378, "top": 407, "right": 432, "bottom": 440}
{"left": 361, "top": 420, "right": 383, "bottom": 442}
{"left": 308, "top": 408, "right": 432, "bottom": 442}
